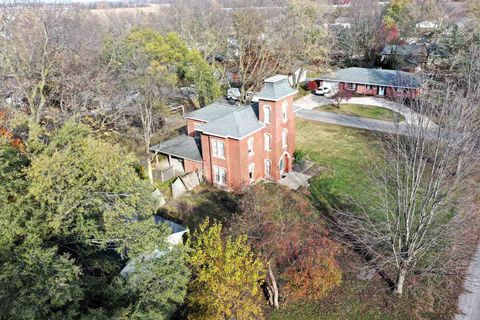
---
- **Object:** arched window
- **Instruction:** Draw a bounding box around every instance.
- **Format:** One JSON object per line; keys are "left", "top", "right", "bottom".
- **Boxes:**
{"left": 264, "top": 133, "right": 271, "bottom": 151}
{"left": 263, "top": 105, "right": 271, "bottom": 124}
{"left": 282, "top": 101, "right": 288, "bottom": 122}
{"left": 264, "top": 159, "right": 272, "bottom": 176}
{"left": 282, "top": 128, "right": 288, "bottom": 148}
{"left": 247, "top": 137, "right": 254, "bottom": 156}
{"left": 248, "top": 163, "right": 255, "bottom": 182}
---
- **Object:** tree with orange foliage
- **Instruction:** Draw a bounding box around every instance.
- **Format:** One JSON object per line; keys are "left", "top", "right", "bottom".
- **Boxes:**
{"left": 0, "top": 109, "right": 24, "bottom": 152}
{"left": 231, "top": 184, "right": 342, "bottom": 308}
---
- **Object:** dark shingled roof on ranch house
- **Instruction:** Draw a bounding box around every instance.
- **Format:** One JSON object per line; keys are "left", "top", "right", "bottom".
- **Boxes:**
{"left": 317, "top": 67, "right": 422, "bottom": 89}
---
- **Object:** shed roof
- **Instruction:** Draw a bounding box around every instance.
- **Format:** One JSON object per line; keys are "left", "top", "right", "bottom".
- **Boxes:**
{"left": 317, "top": 67, "right": 421, "bottom": 89}
{"left": 196, "top": 105, "right": 264, "bottom": 139}
{"left": 381, "top": 44, "right": 427, "bottom": 57}
{"left": 150, "top": 135, "right": 203, "bottom": 162}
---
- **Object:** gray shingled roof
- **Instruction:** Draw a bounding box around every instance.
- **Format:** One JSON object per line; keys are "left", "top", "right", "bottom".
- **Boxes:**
{"left": 196, "top": 105, "right": 264, "bottom": 139}
{"left": 381, "top": 44, "right": 427, "bottom": 57}
{"left": 256, "top": 75, "right": 298, "bottom": 101}
{"left": 185, "top": 102, "right": 237, "bottom": 122}
{"left": 150, "top": 135, "right": 202, "bottom": 162}
{"left": 317, "top": 67, "right": 421, "bottom": 89}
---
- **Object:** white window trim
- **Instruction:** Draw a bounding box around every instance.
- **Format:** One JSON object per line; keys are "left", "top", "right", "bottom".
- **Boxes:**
{"left": 264, "top": 133, "right": 271, "bottom": 151}
{"left": 282, "top": 101, "right": 288, "bottom": 123}
{"left": 282, "top": 128, "right": 288, "bottom": 149}
{"left": 247, "top": 137, "right": 254, "bottom": 157}
{"left": 346, "top": 83, "right": 357, "bottom": 90}
{"left": 248, "top": 163, "right": 255, "bottom": 182}
{"left": 263, "top": 105, "right": 271, "bottom": 124}
{"left": 211, "top": 139, "right": 225, "bottom": 159}
{"left": 213, "top": 166, "right": 227, "bottom": 185}
{"left": 264, "top": 159, "right": 272, "bottom": 176}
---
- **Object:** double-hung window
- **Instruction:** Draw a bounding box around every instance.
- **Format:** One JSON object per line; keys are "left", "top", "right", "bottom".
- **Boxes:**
{"left": 248, "top": 163, "right": 255, "bottom": 182}
{"left": 282, "top": 128, "right": 288, "bottom": 148}
{"left": 346, "top": 83, "right": 357, "bottom": 90}
{"left": 263, "top": 106, "right": 271, "bottom": 124}
{"left": 282, "top": 101, "right": 288, "bottom": 122}
{"left": 264, "top": 133, "right": 271, "bottom": 151}
{"left": 214, "top": 167, "right": 227, "bottom": 185}
{"left": 265, "top": 159, "right": 271, "bottom": 176}
{"left": 212, "top": 139, "right": 225, "bottom": 158}
{"left": 247, "top": 137, "right": 254, "bottom": 156}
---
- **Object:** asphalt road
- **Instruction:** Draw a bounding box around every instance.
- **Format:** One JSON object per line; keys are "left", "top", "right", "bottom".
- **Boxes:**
{"left": 295, "top": 108, "right": 403, "bottom": 134}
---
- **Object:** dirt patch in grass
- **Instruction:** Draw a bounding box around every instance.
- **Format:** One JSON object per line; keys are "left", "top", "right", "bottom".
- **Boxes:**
{"left": 315, "top": 103, "right": 405, "bottom": 122}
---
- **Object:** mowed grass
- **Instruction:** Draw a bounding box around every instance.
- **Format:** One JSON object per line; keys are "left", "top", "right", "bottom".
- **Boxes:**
{"left": 315, "top": 103, "right": 405, "bottom": 122}
{"left": 295, "top": 118, "right": 378, "bottom": 207}
{"left": 267, "top": 119, "right": 410, "bottom": 320}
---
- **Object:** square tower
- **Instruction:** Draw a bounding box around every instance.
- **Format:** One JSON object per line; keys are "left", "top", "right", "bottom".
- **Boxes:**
{"left": 257, "top": 75, "right": 298, "bottom": 181}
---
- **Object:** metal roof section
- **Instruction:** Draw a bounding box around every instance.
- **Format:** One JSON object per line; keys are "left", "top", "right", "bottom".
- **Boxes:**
{"left": 120, "top": 215, "right": 188, "bottom": 277}
{"left": 184, "top": 102, "right": 237, "bottom": 122}
{"left": 256, "top": 74, "right": 298, "bottom": 101}
{"left": 150, "top": 135, "right": 203, "bottom": 162}
{"left": 196, "top": 105, "right": 264, "bottom": 139}
{"left": 381, "top": 44, "right": 427, "bottom": 57}
{"left": 317, "top": 67, "right": 421, "bottom": 89}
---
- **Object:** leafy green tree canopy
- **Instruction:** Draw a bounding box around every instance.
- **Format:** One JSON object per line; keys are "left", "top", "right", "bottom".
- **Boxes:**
{"left": 0, "top": 121, "right": 189, "bottom": 319}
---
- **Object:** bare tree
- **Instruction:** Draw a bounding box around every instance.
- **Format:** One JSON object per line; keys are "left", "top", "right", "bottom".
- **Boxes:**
{"left": 229, "top": 7, "right": 281, "bottom": 102}
{"left": 0, "top": 6, "right": 122, "bottom": 125}
{"left": 339, "top": 0, "right": 385, "bottom": 66}
{"left": 274, "top": 0, "right": 333, "bottom": 88}
{"left": 335, "top": 82, "right": 480, "bottom": 295}
{"left": 157, "top": 0, "right": 228, "bottom": 62}
{"left": 0, "top": 6, "right": 74, "bottom": 123}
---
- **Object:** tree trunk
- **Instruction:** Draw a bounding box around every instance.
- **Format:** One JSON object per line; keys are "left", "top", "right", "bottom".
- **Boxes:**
{"left": 146, "top": 156, "right": 154, "bottom": 183}
{"left": 267, "top": 264, "right": 279, "bottom": 308}
{"left": 393, "top": 266, "right": 407, "bottom": 295}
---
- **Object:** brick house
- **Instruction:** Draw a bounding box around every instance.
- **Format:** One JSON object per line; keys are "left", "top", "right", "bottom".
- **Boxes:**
{"left": 150, "top": 75, "right": 298, "bottom": 190}
{"left": 316, "top": 67, "right": 421, "bottom": 98}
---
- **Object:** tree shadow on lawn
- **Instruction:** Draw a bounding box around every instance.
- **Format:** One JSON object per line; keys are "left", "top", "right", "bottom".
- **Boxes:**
{"left": 159, "top": 186, "right": 240, "bottom": 232}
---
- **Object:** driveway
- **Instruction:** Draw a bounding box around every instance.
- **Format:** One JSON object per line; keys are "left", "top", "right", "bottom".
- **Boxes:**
{"left": 293, "top": 94, "right": 437, "bottom": 130}
{"left": 296, "top": 108, "right": 405, "bottom": 134}
{"left": 455, "top": 245, "right": 480, "bottom": 320}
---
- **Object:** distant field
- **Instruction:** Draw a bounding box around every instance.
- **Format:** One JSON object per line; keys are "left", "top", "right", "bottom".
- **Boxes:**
{"left": 89, "top": 3, "right": 169, "bottom": 16}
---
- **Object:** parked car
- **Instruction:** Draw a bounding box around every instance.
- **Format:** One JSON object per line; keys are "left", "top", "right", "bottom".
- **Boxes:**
{"left": 315, "top": 87, "right": 331, "bottom": 96}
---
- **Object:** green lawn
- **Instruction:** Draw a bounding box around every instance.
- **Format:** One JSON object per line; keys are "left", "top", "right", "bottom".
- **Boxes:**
{"left": 295, "top": 118, "right": 378, "bottom": 208}
{"left": 315, "top": 103, "right": 405, "bottom": 122}
{"left": 270, "top": 120, "right": 412, "bottom": 320}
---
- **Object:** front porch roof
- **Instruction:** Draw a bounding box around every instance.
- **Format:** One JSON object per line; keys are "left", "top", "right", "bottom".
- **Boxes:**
{"left": 150, "top": 135, "right": 203, "bottom": 163}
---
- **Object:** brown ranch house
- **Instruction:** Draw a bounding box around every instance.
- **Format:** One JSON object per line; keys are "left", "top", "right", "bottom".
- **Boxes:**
{"left": 315, "top": 67, "right": 422, "bottom": 98}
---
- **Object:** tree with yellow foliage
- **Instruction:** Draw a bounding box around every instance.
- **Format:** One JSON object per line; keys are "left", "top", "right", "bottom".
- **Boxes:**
{"left": 187, "top": 219, "right": 265, "bottom": 320}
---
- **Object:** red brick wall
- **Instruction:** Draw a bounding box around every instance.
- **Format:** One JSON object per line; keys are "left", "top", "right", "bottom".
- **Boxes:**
{"left": 338, "top": 82, "right": 418, "bottom": 98}
{"left": 356, "top": 84, "right": 378, "bottom": 96}
{"left": 259, "top": 94, "right": 295, "bottom": 181}
{"left": 199, "top": 93, "right": 296, "bottom": 190}
{"left": 186, "top": 119, "right": 205, "bottom": 136}
{"left": 184, "top": 159, "right": 203, "bottom": 173}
